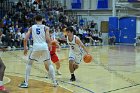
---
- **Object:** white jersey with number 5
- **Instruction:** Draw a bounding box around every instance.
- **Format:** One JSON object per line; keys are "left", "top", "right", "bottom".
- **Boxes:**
{"left": 31, "top": 24, "right": 49, "bottom": 51}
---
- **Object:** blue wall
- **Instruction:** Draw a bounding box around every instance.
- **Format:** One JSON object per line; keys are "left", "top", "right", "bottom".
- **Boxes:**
{"left": 119, "top": 17, "right": 136, "bottom": 43}
{"left": 71, "top": 0, "right": 81, "bottom": 9}
{"left": 128, "top": 0, "right": 140, "bottom": 2}
{"left": 109, "top": 17, "right": 136, "bottom": 44}
{"left": 109, "top": 17, "right": 119, "bottom": 42}
{"left": 97, "top": 0, "right": 108, "bottom": 9}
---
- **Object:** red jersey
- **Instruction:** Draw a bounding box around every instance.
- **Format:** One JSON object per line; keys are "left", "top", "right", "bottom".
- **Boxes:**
{"left": 49, "top": 45, "right": 59, "bottom": 63}
{"left": 50, "top": 46, "right": 57, "bottom": 55}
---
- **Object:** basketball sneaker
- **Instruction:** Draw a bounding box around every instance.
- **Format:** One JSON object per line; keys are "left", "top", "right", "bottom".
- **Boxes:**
{"left": 52, "top": 81, "right": 59, "bottom": 87}
{"left": 56, "top": 70, "right": 62, "bottom": 75}
{"left": 19, "top": 81, "right": 28, "bottom": 88}
{"left": 70, "top": 74, "right": 76, "bottom": 81}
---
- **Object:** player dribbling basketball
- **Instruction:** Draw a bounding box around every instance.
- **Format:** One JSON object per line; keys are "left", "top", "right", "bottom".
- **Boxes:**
{"left": 66, "top": 26, "right": 89, "bottom": 81}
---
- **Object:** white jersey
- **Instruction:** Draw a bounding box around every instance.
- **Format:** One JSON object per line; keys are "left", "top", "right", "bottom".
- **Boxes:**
{"left": 67, "top": 35, "right": 82, "bottom": 54}
{"left": 31, "top": 24, "right": 49, "bottom": 51}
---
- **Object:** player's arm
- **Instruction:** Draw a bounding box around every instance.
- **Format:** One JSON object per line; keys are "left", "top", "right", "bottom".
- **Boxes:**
{"left": 45, "top": 26, "right": 52, "bottom": 49}
{"left": 56, "top": 40, "right": 61, "bottom": 51}
{"left": 24, "top": 27, "right": 31, "bottom": 55}
{"left": 76, "top": 36, "right": 88, "bottom": 54}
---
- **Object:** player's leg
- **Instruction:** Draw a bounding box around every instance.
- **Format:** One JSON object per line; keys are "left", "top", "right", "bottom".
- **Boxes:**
{"left": 19, "top": 50, "right": 36, "bottom": 88}
{"left": 55, "top": 61, "right": 62, "bottom": 75}
{"left": 52, "top": 54, "right": 61, "bottom": 75}
{"left": 69, "top": 52, "right": 77, "bottom": 81}
{"left": 73, "top": 64, "right": 79, "bottom": 71}
{"left": 43, "top": 50, "right": 58, "bottom": 86}
{"left": 69, "top": 60, "right": 76, "bottom": 81}
{"left": 44, "top": 60, "right": 58, "bottom": 86}
{"left": 69, "top": 53, "right": 82, "bottom": 81}
{"left": 74, "top": 54, "right": 82, "bottom": 70}
{"left": 44, "top": 62, "right": 49, "bottom": 71}
{"left": 44, "top": 62, "right": 50, "bottom": 79}
{"left": 19, "top": 59, "right": 34, "bottom": 88}
{"left": 0, "top": 57, "right": 7, "bottom": 91}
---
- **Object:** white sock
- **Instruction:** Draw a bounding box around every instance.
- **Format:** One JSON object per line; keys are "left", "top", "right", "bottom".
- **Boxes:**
{"left": 24, "top": 64, "right": 32, "bottom": 84}
{"left": 0, "top": 81, "right": 3, "bottom": 86}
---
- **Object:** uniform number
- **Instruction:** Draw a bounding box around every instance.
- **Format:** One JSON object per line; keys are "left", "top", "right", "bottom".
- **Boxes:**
{"left": 36, "top": 28, "right": 40, "bottom": 35}
{"left": 71, "top": 46, "right": 74, "bottom": 50}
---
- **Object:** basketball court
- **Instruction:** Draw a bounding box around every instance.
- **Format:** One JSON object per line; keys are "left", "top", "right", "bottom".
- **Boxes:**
{"left": 0, "top": 0, "right": 140, "bottom": 93}
{"left": 1, "top": 45, "right": 140, "bottom": 93}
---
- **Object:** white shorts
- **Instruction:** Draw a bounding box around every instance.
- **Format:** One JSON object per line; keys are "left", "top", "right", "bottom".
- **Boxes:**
{"left": 29, "top": 50, "right": 50, "bottom": 62}
{"left": 69, "top": 52, "right": 83, "bottom": 64}
{"left": 32, "top": 43, "right": 48, "bottom": 51}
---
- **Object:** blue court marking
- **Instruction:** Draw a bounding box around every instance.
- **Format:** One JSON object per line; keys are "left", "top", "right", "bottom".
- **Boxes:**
{"left": 103, "top": 83, "right": 140, "bottom": 93}
{"left": 59, "top": 80, "right": 95, "bottom": 93}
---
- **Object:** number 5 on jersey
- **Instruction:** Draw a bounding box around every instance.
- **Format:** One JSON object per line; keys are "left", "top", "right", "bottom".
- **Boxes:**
{"left": 36, "top": 28, "right": 40, "bottom": 35}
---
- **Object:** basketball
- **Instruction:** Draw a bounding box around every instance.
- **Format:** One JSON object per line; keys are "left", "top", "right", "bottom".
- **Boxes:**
{"left": 83, "top": 54, "right": 93, "bottom": 63}
{"left": 51, "top": 40, "right": 57, "bottom": 46}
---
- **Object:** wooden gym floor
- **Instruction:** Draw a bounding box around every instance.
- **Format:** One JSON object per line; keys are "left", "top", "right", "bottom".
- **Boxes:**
{"left": 1, "top": 45, "right": 140, "bottom": 93}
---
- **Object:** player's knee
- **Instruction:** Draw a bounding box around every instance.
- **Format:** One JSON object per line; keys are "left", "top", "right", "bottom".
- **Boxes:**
{"left": 44, "top": 60, "right": 52, "bottom": 66}
{"left": 74, "top": 65, "right": 79, "bottom": 69}
{"left": 69, "top": 60, "right": 74, "bottom": 64}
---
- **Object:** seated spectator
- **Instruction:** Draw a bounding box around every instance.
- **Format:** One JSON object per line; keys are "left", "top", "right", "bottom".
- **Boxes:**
{"left": 82, "top": 30, "right": 90, "bottom": 46}
{"left": 89, "top": 31, "right": 103, "bottom": 46}
{"left": 109, "top": 31, "right": 116, "bottom": 45}
{"left": 0, "top": 30, "right": 5, "bottom": 45}
{"left": 77, "top": 26, "right": 84, "bottom": 40}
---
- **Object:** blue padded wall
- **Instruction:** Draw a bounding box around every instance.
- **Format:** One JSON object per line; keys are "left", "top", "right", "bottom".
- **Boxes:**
{"left": 109, "top": 17, "right": 119, "bottom": 42}
{"left": 128, "top": 0, "right": 140, "bottom": 2}
{"left": 109, "top": 17, "right": 136, "bottom": 44}
{"left": 119, "top": 17, "right": 136, "bottom": 44}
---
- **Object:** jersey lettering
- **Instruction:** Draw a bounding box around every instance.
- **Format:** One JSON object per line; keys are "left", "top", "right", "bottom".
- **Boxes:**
{"left": 71, "top": 46, "right": 74, "bottom": 50}
{"left": 36, "top": 28, "right": 40, "bottom": 35}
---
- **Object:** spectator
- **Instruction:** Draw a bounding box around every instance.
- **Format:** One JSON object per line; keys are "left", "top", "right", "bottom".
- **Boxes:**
{"left": 109, "top": 31, "right": 116, "bottom": 45}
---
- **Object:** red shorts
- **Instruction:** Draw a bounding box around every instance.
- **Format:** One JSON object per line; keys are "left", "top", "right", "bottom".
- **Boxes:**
{"left": 50, "top": 53, "right": 59, "bottom": 63}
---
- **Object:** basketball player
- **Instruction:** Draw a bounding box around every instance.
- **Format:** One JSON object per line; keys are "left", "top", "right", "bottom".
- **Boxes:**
{"left": 66, "top": 27, "right": 89, "bottom": 81}
{"left": 0, "top": 48, "right": 7, "bottom": 92}
{"left": 19, "top": 15, "right": 58, "bottom": 88}
{"left": 45, "top": 37, "right": 62, "bottom": 75}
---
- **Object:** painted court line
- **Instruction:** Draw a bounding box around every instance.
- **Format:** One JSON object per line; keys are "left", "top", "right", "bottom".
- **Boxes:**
{"left": 103, "top": 84, "right": 140, "bottom": 93}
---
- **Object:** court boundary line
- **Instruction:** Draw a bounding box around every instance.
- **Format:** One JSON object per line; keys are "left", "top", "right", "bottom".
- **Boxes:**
{"left": 4, "top": 76, "right": 11, "bottom": 85}
{"left": 103, "top": 83, "right": 140, "bottom": 93}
